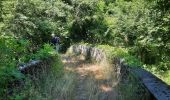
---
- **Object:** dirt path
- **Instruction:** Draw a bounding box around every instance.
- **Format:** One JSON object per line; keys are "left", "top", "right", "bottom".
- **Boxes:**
{"left": 61, "top": 54, "right": 118, "bottom": 100}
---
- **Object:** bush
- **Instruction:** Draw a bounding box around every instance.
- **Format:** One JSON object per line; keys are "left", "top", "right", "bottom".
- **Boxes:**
{"left": 33, "top": 44, "right": 57, "bottom": 60}
{"left": 96, "top": 45, "right": 142, "bottom": 66}
{"left": 11, "top": 44, "right": 64, "bottom": 99}
{"left": 0, "top": 42, "right": 63, "bottom": 99}
{"left": 0, "top": 67, "right": 25, "bottom": 98}
{"left": 33, "top": 43, "right": 64, "bottom": 77}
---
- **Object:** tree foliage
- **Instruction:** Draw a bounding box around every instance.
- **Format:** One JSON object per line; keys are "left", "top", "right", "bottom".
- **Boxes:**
{"left": 0, "top": 0, "right": 170, "bottom": 98}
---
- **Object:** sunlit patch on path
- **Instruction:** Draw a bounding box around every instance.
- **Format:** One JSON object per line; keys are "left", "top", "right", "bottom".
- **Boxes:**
{"left": 61, "top": 54, "right": 118, "bottom": 100}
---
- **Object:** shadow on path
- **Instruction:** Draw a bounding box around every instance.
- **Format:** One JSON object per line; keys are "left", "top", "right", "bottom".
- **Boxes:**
{"left": 61, "top": 55, "right": 118, "bottom": 100}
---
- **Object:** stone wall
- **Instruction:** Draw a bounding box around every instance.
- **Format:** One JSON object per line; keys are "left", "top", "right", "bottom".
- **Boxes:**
{"left": 18, "top": 58, "right": 53, "bottom": 76}
{"left": 68, "top": 45, "right": 170, "bottom": 100}
{"left": 69, "top": 45, "right": 127, "bottom": 81}
{"left": 69, "top": 45, "right": 106, "bottom": 62}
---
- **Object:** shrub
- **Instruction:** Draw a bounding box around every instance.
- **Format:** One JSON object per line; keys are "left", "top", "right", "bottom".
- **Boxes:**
{"left": 32, "top": 44, "right": 56, "bottom": 59}
{"left": 33, "top": 43, "right": 64, "bottom": 77}
{"left": 0, "top": 42, "right": 63, "bottom": 99}
{"left": 96, "top": 45, "right": 142, "bottom": 66}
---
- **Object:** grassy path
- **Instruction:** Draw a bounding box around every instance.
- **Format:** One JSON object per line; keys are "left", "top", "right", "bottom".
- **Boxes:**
{"left": 61, "top": 54, "right": 118, "bottom": 100}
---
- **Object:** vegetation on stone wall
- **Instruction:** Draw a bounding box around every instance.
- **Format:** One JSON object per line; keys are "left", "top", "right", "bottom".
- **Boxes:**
{"left": 0, "top": 0, "right": 170, "bottom": 98}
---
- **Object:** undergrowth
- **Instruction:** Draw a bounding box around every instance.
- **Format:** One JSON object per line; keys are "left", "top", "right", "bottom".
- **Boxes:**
{"left": 1, "top": 44, "right": 64, "bottom": 100}
{"left": 12, "top": 72, "right": 76, "bottom": 100}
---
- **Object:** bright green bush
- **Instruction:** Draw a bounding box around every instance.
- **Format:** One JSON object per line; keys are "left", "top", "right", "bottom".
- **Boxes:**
{"left": 96, "top": 45, "right": 142, "bottom": 66}
{"left": 10, "top": 44, "right": 64, "bottom": 99}
{"left": 0, "top": 67, "right": 25, "bottom": 98}
{"left": 32, "top": 43, "right": 64, "bottom": 76}
{"left": 33, "top": 44, "right": 57, "bottom": 60}
{"left": 0, "top": 36, "right": 27, "bottom": 98}
{"left": 0, "top": 36, "right": 63, "bottom": 99}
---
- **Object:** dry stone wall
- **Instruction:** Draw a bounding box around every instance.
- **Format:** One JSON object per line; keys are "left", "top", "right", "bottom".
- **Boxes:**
{"left": 69, "top": 45, "right": 127, "bottom": 81}
{"left": 18, "top": 58, "right": 52, "bottom": 76}
{"left": 68, "top": 45, "right": 170, "bottom": 100}
{"left": 69, "top": 45, "right": 107, "bottom": 62}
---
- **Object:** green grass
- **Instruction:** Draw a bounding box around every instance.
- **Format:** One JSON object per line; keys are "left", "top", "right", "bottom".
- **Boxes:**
{"left": 19, "top": 73, "right": 75, "bottom": 100}
{"left": 10, "top": 63, "right": 75, "bottom": 100}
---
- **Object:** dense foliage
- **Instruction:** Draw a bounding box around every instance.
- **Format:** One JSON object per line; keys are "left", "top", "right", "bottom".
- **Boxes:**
{"left": 0, "top": 0, "right": 170, "bottom": 98}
